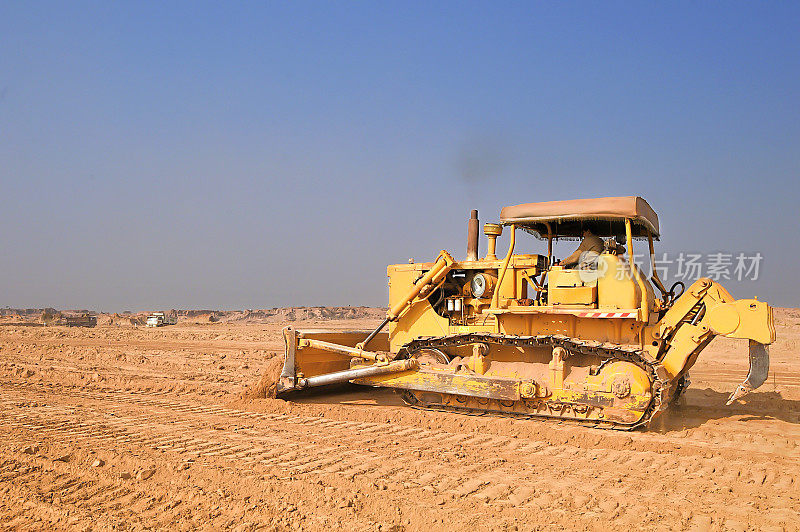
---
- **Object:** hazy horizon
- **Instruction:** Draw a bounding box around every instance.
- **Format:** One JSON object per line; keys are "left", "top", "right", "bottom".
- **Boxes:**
{"left": 2, "top": 2, "right": 799, "bottom": 310}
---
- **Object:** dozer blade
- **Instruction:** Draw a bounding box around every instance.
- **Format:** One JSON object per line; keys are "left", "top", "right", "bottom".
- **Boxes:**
{"left": 277, "top": 326, "right": 396, "bottom": 395}
{"left": 726, "top": 340, "right": 770, "bottom": 405}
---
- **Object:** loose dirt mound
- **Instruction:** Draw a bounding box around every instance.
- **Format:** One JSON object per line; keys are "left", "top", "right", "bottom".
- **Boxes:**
{"left": 128, "top": 315, "right": 147, "bottom": 326}
{"left": 243, "top": 355, "right": 284, "bottom": 399}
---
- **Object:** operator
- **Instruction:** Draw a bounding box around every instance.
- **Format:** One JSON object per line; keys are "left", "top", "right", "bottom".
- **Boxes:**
{"left": 557, "top": 227, "right": 604, "bottom": 269}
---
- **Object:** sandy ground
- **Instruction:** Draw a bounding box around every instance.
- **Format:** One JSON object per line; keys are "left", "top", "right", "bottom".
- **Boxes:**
{"left": 0, "top": 309, "right": 798, "bottom": 531}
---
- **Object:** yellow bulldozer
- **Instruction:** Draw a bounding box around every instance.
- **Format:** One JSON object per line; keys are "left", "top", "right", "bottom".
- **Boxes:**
{"left": 277, "top": 196, "right": 775, "bottom": 429}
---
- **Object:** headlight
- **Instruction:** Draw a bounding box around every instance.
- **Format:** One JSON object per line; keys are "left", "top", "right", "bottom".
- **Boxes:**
{"left": 471, "top": 273, "right": 494, "bottom": 298}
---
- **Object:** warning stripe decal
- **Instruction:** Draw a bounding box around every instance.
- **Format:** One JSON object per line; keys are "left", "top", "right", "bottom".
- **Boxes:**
{"left": 575, "top": 311, "right": 638, "bottom": 319}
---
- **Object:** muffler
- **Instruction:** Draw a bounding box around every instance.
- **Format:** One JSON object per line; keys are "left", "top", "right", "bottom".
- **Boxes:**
{"left": 726, "top": 340, "right": 770, "bottom": 405}
{"left": 467, "top": 209, "right": 479, "bottom": 261}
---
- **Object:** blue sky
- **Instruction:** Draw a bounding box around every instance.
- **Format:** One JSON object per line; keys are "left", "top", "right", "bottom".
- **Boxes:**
{"left": 1, "top": 2, "right": 798, "bottom": 310}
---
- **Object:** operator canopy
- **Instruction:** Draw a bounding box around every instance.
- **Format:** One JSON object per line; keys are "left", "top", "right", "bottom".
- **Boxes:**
{"left": 499, "top": 195, "right": 659, "bottom": 240}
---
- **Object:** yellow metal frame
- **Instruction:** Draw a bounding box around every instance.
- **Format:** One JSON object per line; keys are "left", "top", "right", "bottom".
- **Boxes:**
{"left": 625, "top": 218, "right": 649, "bottom": 325}
{"left": 492, "top": 224, "right": 516, "bottom": 309}
{"left": 279, "top": 204, "right": 778, "bottom": 422}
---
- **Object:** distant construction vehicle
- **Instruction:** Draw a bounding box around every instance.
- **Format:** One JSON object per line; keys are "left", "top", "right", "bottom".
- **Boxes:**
{"left": 145, "top": 311, "right": 177, "bottom": 328}
{"left": 48, "top": 312, "right": 97, "bottom": 327}
{"left": 276, "top": 196, "right": 775, "bottom": 430}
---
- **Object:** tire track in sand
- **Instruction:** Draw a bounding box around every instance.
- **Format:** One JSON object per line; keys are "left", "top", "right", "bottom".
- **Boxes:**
{"left": 1, "top": 380, "right": 798, "bottom": 530}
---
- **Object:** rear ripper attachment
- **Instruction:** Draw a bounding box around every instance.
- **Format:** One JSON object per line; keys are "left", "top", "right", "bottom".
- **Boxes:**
{"left": 276, "top": 197, "right": 777, "bottom": 429}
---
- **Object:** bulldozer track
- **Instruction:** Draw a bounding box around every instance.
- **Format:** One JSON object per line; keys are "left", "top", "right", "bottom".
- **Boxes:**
{"left": 399, "top": 333, "right": 671, "bottom": 430}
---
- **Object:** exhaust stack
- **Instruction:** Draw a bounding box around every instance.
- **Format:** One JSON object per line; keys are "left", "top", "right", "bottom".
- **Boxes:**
{"left": 467, "top": 209, "right": 479, "bottom": 261}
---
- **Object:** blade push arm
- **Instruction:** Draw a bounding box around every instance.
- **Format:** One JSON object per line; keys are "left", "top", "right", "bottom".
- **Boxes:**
{"left": 359, "top": 250, "right": 455, "bottom": 350}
